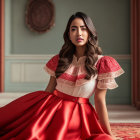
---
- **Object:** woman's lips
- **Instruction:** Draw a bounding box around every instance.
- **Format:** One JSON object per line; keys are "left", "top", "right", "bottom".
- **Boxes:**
{"left": 77, "top": 38, "right": 83, "bottom": 42}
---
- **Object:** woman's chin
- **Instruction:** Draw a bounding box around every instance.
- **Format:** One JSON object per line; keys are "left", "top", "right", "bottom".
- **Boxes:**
{"left": 75, "top": 44, "right": 86, "bottom": 47}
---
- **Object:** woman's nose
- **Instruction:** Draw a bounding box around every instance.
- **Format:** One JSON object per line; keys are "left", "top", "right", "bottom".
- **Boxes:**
{"left": 77, "top": 28, "right": 82, "bottom": 36}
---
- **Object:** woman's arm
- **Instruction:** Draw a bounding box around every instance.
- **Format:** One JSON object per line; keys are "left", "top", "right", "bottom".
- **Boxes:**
{"left": 45, "top": 76, "right": 57, "bottom": 93}
{"left": 94, "top": 87, "right": 113, "bottom": 136}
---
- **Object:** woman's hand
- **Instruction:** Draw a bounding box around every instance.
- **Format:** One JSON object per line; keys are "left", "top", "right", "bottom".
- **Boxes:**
{"left": 110, "top": 133, "right": 116, "bottom": 140}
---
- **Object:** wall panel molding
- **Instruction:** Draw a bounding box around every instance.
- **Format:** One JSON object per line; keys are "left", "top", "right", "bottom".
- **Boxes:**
{"left": 10, "top": 63, "right": 48, "bottom": 83}
{"left": 5, "top": 55, "right": 54, "bottom": 60}
{"left": 5, "top": 54, "right": 131, "bottom": 60}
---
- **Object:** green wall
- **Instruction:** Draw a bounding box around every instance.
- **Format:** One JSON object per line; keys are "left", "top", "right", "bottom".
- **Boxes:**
{"left": 6, "top": 0, "right": 130, "bottom": 55}
{"left": 5, "top": 0, "right": 131, "bottom": 104}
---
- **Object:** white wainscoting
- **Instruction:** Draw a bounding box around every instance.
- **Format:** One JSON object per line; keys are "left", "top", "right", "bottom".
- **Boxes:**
{"left": 6, "top": 55, "right": 54, "bottom": 83}
{"left": 11, "top": 63, "right": 47, "bottom": 83}
{"left": 5, "top": 55, "right": 54, "bottom": 92}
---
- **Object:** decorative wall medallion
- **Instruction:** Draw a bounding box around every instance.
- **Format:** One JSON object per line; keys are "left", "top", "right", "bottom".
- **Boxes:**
{"left": 26, "top": 0, "right": 55, "bottom": 33}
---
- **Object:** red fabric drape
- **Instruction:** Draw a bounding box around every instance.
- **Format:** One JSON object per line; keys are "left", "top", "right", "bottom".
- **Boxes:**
{"left": 131, "top": 0, "right": 140, "bottom": 109}
{"left": 0, "top": 0, "right": 4, "bottom": 92}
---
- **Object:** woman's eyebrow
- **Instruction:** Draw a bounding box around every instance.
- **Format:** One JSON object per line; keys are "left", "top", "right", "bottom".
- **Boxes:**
{"left": 80, "top": 25, "right": 86, "bottom": 27}
{"left": 71, "top": 25, "right": 86, "bottom": 28}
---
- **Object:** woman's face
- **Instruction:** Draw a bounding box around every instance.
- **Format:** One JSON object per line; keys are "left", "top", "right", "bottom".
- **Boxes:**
{"left": 69, "top": 18, "right": 89, "bottom": 47}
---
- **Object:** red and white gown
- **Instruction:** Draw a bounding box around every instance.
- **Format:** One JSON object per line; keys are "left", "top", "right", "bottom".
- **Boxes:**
{"left": 0, "top": 54, "right": 124, "bottom": 140}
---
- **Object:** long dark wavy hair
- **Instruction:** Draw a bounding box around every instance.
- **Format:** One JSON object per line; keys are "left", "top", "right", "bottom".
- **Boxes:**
{"left": 55, "top": 12, "right": 102, "bottom": 80}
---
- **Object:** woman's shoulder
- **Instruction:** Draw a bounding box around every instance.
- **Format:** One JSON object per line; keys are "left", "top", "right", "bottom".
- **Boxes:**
{"left": 96, "top": 55, "right": 122, "bottom": 73}
{"left": 46, "top": 54, "right": 59, "bottom": 67}
{"left": 96, "top": 54, "right": 115, "bottom": 61}
{"left": 49, "top": 54, "right": 59, "bottom": 62}
{"left": 96, "top": 55, "right": 124, "bottom": 78}
{"left": 44, "top": 54, "right": 59, "bottom": 77}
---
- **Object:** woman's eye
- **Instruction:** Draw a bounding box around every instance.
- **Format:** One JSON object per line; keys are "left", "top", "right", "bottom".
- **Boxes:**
{"left": 82, "top": 28, "right": 87, "bottom": 30}
{"left": 71, "top": 28, "right": 76, "bottom": 31}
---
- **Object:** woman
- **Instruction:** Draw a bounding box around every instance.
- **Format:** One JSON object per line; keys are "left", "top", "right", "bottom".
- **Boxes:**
{"left": 0, "top": 12, "right": 124, "bottom": 140}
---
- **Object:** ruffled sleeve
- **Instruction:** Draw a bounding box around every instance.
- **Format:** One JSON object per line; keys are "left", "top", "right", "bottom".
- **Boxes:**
{"left": 44, "top": 54, "right": 59, "bottom": 77}
{"left": 96, "top": 56, "right": 125, "bottom": 89}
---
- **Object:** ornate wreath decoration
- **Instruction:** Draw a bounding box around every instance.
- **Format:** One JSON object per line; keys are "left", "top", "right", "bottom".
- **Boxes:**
{"left": 25, "top": 0, "right": 55, "bottom": 33}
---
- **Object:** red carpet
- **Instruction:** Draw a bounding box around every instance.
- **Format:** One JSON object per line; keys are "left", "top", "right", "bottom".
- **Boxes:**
{"left": 110, "top": 123, "right": 140, "bottom": 140}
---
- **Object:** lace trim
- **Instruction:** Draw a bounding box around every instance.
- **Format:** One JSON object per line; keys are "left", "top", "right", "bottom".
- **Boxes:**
{"left": 44, "top": 66, "right": 55, "bottom": 77}
{"left": 97, "top": 78, "right": 118, "bottom": 89}
{"left": 59, "top": 73, "right": 86, "bottom": 82}
{"left": 97, "top": 68, "right": 124, "bottom": 80}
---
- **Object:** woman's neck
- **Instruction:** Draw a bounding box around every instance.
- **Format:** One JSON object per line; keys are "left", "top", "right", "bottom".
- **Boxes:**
{"left": 75, "top": 46, "right": 86, "bottom": 60}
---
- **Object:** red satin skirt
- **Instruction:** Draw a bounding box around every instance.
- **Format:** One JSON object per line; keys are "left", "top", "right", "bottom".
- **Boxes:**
{"left": 0, "top": 90, "right": 113, "bottom": 140}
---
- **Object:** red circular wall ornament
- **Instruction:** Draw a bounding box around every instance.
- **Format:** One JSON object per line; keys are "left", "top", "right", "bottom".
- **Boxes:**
{"left": 25, "top": 0, "right": 55, "bottom": 33}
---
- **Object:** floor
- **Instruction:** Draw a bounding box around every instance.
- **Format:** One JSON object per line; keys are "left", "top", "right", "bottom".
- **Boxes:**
{"left": 0, "top": 93, "right": 140, "bottom": 123}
